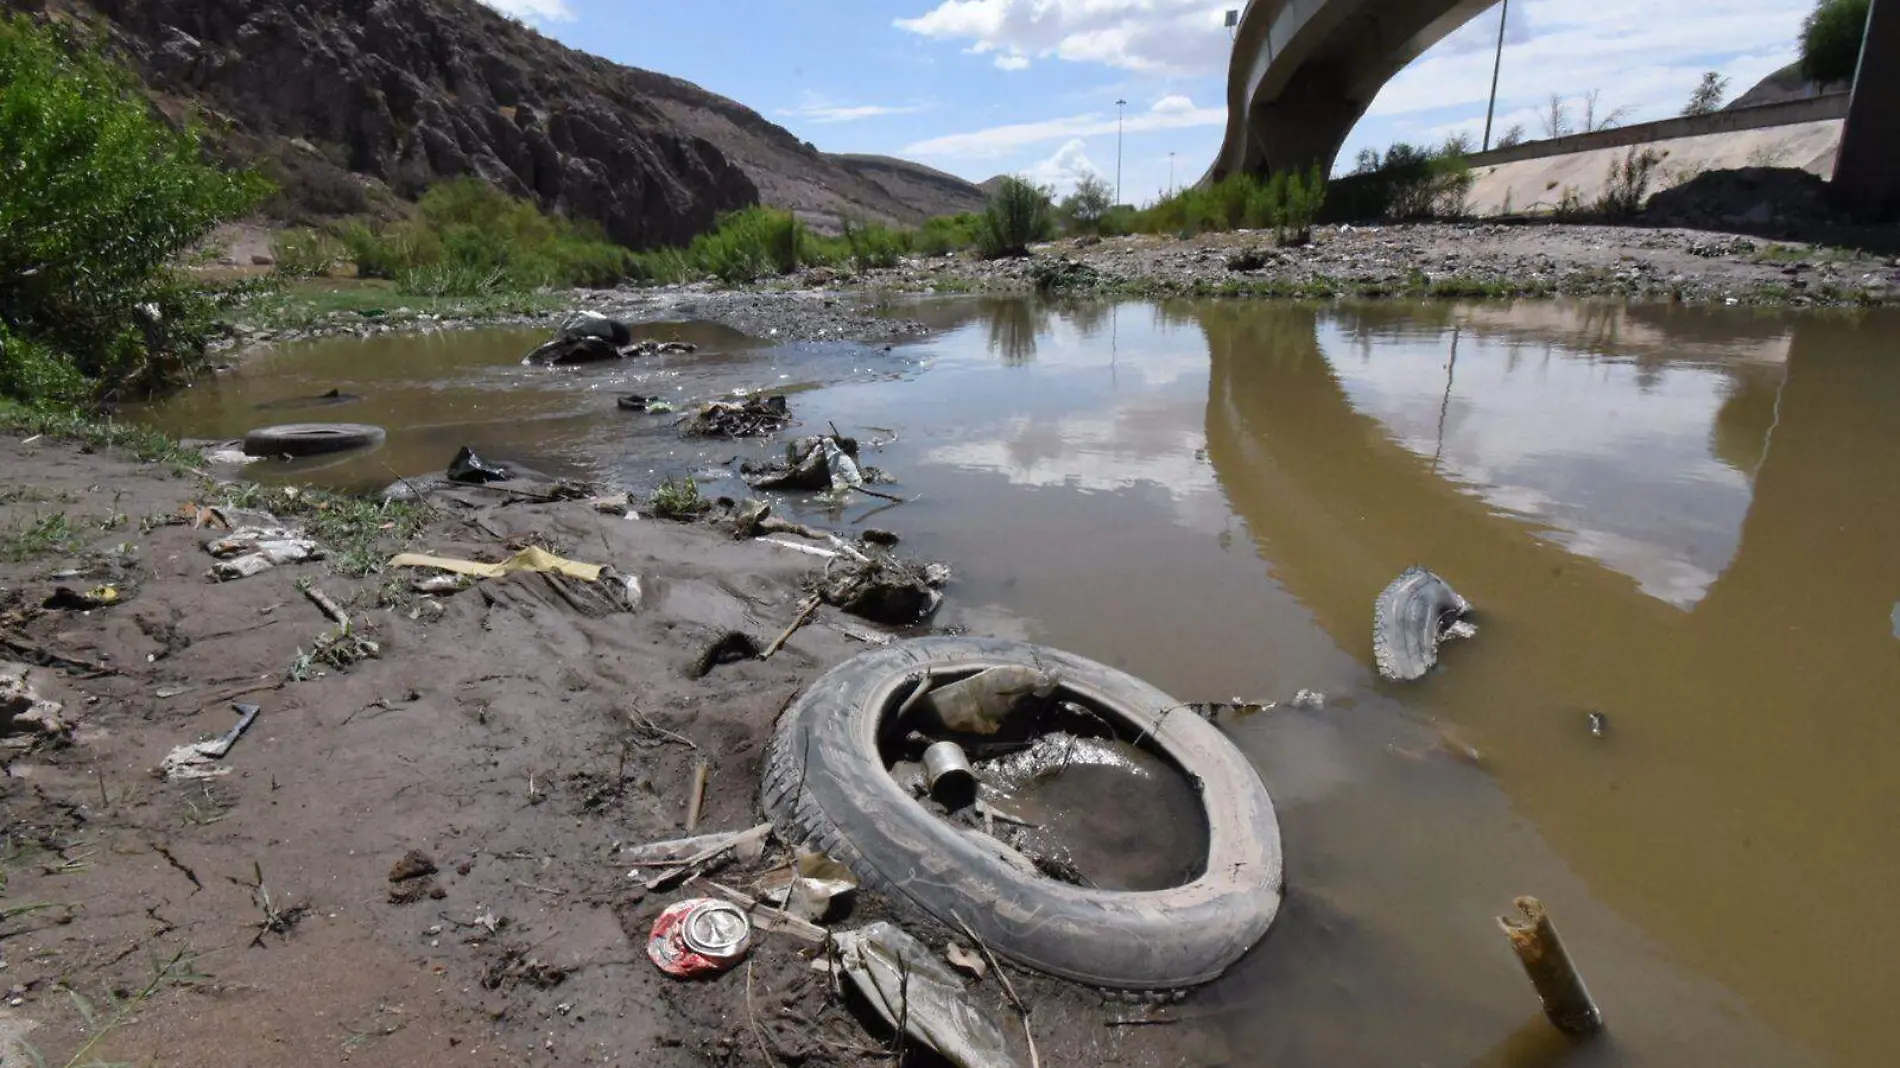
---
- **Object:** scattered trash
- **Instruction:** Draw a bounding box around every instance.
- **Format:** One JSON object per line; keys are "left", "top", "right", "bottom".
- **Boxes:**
{"left": 923, "top": 740, "right": 978, "bottom": 809}
{"left": 388, "top": 848, "right": 446, "bottom": 904}
{"left": 622, "top": 825, "right": 772, "bottom": 870}
{"left": 647, "top": 898, "right": 752, "bottom": 978}
{"left": 160, "top": 703, "right": 259, "bottom": 781}
{"left": 204, "top": 526, "right": 323, "bottom": 582}
{"left": 446, "top": 445, "right": 513, "bottom": 485}
{"left": 389, "top": 547, "right": 603, "bottom": 583}
{"left": 976, "top": 732, "right": 1157, "bottom": 790}
{"left": 1587, "top": 711, "right": 1609, "bottom": 738}
{"left": 821, "top": 437, "right": 863, "bottom": 492}
{"left": 760, "top": 849, "right": 860, "bottom": 923}
{"left": 682, "top": 395, "right": 792, "bottom": 439}
{"left": 833, "top": 922, "right": 1022, "bottom": 1068}
{"left": 1288, "top": 689, "right": 1325, "bottom": 711}
{"left": 1, "top": 662, "right": 67, "bottom": 743}
{"left": 945, "top": 940, "right": 988, "bottom": 980}
{"left": 201, "top": 444, "right": 262, "bottom": 466}
{"left": 42, "top": 585, "right": 119, "bottom": 611}
{"left": 412, "top": 574, "right": 468, "bottom": 595}
{"left": 862, "top": 529, "right": 901, "bottom": 547}
{"left": 743, "top": 435, "right": 869, "bottom": 492}
{"left": 617, "top": 394, "right": 673, "bottom": 412}
{"left": 1373, "top": 566, "right": 1475, "bottom": 682}
{"left": 1500, "top": 896, "right": 1603, "bottom": 1037}
{"left": 911, "top": 667, "right": 1061, "bottom": 736}
{"left": 818, "top": 553, "right": 948, "bottom": 626}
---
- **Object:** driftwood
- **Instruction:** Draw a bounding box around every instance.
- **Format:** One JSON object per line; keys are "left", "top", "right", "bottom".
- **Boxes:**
{"left": 760, "top": 596, "right": 821, "bottom": 660}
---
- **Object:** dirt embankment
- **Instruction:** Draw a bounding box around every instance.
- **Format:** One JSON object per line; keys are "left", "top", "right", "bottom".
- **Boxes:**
{"left": 0, "top": 436, "right": 1191, "bottom": 1067}
{"left": 863, "top": 222, "right": 1900, "bottom": 307}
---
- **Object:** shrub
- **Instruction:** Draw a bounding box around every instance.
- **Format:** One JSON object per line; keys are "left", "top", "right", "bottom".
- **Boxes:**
{"left": 1059, "top": 174, "right": 1115, "bottom": 235}
{"left": 0, "top": 14, "right": 268, "bottom": 400}
{"left": 1801, "top": 0, "right": 1870, "bottom": 85}
{"left": 1596, "top": 147, "right": 1664, "bottom": 217}
{"left": 1682, "top": 71, "right": 1729, "bottom": 117}
{"left": 271, "top": 229, "right": 347, "bottom": 278}
{"left": 915, "top": 213, "right": 983, "bottom": 255}
{"left": 395, "top": 262, "right": 507, "bottom": 297}
{"left": 337, "top": 178, "right": 632, "bottom": 289}
{"left": 977, "top": 177, "right": 1055, "bottom": 258}
{"left": 1328, "top": 141, "right": 1473, "bottom": 222}
{"left": 841, "top": 218, "right": 910, "bottom": 270}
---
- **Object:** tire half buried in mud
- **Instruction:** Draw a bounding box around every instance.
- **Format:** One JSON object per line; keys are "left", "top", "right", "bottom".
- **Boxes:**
{"left": 242, "top": 423, "right": 387, "bottom": 458}
{"left": 761, "top": 636, "right": 1283, "bottom": 989}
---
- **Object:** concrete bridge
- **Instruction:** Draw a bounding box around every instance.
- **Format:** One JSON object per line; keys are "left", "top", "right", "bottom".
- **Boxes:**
{"left": 1211, "top": 0, "right": 1899, "bottom": 217}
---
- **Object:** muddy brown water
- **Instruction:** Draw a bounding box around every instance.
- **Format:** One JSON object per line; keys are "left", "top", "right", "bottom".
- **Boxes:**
{"left": 138, "top": 299, "right": 1900, "bottom": 1066}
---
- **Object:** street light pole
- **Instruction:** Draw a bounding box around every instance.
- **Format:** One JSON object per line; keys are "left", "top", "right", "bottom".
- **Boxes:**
{"left": 1169, "top": 152, "right": 1176, "bottom": 193}
{"left": 1115, "top": 98, "right": 1127, "bottom": 205}
{"left": 1482, "top": 0, "right": 1510, "bottom": 151}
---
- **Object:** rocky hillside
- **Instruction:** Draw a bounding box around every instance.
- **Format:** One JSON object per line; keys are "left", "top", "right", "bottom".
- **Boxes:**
{"left": 828, "top": 154, "right": 990, "bottom": 219}
{"left": 8, "top": 0, "right": 984, "bottom": 246}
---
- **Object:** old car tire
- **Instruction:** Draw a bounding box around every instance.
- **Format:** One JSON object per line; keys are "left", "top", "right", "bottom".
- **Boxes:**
{"left": 242, "top": 423, "right": 387, "bottom": 458}
{"left": 760, "top": 636, "right": 1283, "bottom": 989}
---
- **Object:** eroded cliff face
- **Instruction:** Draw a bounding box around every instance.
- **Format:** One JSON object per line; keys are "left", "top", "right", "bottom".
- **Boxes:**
{"left": 12, "top": 0, "right": 989, "bottom": 244}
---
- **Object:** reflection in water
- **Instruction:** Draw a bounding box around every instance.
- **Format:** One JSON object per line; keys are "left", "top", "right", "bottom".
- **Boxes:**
{"left": 982, "top": 297, "right": 1046, "bottom": 366}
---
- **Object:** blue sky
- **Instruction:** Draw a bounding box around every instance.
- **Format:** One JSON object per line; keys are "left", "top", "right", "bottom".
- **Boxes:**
{"left": 483, "top": 0, "right": 1815, "bottom": 205}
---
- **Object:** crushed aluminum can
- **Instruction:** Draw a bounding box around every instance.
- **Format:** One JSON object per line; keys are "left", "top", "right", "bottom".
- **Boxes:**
{"left": 647, "top": 898, "right": 752, "bottom": 978}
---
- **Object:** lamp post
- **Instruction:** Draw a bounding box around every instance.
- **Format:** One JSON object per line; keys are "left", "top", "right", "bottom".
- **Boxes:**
{"left": 1115, "top": 98, "right": 1128, "bottom": 204}
{"left": 1482, "top": 0, "right": 1510, "bottom": 151}
{"left": 1169, "top": 152, "right": 1176, "bottom": 193}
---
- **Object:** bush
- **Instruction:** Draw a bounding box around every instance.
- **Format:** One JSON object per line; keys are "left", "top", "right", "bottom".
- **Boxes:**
{"left": 0, "top": 14, "right": 267, "bottom": 400}
{"left": 271, "top": 228, "right": 347, "bottom": 278}
{"left": 841, "top": 218, "right": 910, "bottom": 270}
{"left": 1596, "top": 147, "right": 1664, "bottom": 217}
{"left": 1801, "top": 0, "right": 1870, "bottom": 85}
{"left": 1059, "top": 174, "right": 1115, "bottom": 235}
{"left": 915, "top": 213, "right": 982, "bottom": 255}
{"left": 1326, "top": 140, "right": 1473, "bottom": 222}
{"left": 336, "top": 178, "right": 633, "bottom": 291}
{"left": 977, "top": 177, "right": 1055, "bottom": 259}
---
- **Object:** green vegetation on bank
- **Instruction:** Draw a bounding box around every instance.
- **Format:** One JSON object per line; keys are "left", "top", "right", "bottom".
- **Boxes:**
{"left": 278, "top": 178, "right": 634, "bottom": 294}
{"left": 1135, "top": 165, "right": 1329, "bottom": 241}
{"left": 1329, "top": 140, "right": 1475, "bottom": 221}
{"left": 1, "top": 13, "right": 266, "bottom": 404}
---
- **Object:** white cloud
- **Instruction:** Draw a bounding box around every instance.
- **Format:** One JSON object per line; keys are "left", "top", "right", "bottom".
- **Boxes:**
{"left": 904, "top": 96, "right": 1224, "bottom": 158}
{"left": 995, "top": 54, "right": 1031, "bottom": 71}
{"left": 780, "top": 95, "right": 930, "bottom": 124}
{"left": 895, "top": 0, "right": 1232, "bottom": 75}
{"left": 1022, "top": 138, "right": 1104, "bottom": 193}
{"left": 478, "top": 0, "right": 575, "bottom": 23}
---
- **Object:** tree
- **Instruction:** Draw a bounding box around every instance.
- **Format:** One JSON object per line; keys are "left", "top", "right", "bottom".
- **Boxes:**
{"left": 0, "top": 14, "right": 267, "bottom": 400}
{"left": 977, "top": 176, "right": 1055, "bottom": 258}
{"left": 1059, "top": 173, "right": 1114, "bottom": 234}
{"left": 1682, "top": 71, "right": 1729, "bottom": 116}
{"left": 1801, "top": 0, "right": 1870, "bottom": 85}
{"left": 1353, "top": 148, "right": 1381, "bottom": 175}
{"left": 1495, "top": 123, "right": 1528, "bottom": 149}
{"left": 1542, "top": 94, "right": 1572, "bottom": 138}
{"left": 1581, "top": 89, "right": 1634, "bottom": 132}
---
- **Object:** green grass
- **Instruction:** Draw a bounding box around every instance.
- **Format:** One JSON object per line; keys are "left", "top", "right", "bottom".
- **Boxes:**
{"left": 0, "top": 510, "right": 84, "bottom": 562}
{"left": 0, "top": 397, "right": 196, "bottom": 465}
{"left": 649, "top": 477, "right": 711, "bottom": 521}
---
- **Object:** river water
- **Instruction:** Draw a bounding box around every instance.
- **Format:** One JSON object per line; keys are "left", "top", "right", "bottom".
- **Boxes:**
{"left": 140, "top": 298, "right": 1900, "bottom": 1066}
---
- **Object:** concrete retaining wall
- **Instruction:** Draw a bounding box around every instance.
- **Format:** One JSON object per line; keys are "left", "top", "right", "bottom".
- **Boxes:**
{"left": 1466, "top": 94, "right": 1851, "bottom": 169}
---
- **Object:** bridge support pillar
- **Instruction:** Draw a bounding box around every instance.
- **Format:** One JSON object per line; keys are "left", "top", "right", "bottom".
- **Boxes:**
{"left": 1834, "top": 0, "right": 1900, "bottom": 220}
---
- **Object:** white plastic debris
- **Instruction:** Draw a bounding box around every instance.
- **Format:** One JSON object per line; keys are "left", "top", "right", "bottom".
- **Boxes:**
{"left": 834, "top": 922, "right": 1021, "bottom": 1068}
{"left": 160, "top": 704, "right": 259, "bottom": 781}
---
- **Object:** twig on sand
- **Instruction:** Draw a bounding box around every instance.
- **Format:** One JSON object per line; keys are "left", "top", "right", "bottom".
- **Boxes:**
{"left": 684, "top": 759, "right": 710, "bottom": 832}
{"left": 952, "top": 912, "right": 1039, "bottom": 1068}
{"left": 746, "top": 960, "right": 776, "bottom": 1066}
{"left": 760, "top": 596, "right": 821, "bottom": 660}
{"left": 300, "top": 583, "right": 350, "bottom": 629}
{"left": 629, "top": 706, "right": 698, "bottom": 750}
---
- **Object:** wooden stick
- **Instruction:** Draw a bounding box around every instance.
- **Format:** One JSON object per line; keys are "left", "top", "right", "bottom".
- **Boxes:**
{"left": 850, "top": 484, "right": 907, "bottom": 504}
{"left": 695, "top": 878, "right": 827, "bottom": 944}
{"left": 952, "top": 912, "right": 1039, "bottom": 1068}
{"left": 1499, "top": 897, "right": 1603, "bottom": 1036}
{"left": 759, "top": 596, "right": 821, "bottom": 660}
{"left": 0, "top": 628, "right": 115, "bottom": 675}
{"left": 644, "top": 822, "right": 771, "bottom": 890}
{"left": 684, "top": 760, "right": 710, "bottom": 833}
{"left": 300, "top": 584, "right": 349, "bottom": 629}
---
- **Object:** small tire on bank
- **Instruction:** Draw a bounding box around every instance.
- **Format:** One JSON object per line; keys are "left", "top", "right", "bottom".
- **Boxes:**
{"left": 242, "top": 423, "right": 387, "bottom": 458}
{"left": 760, "top": 636, "right": 1283, "bottom": 990}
